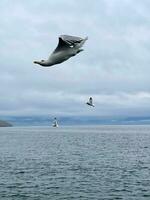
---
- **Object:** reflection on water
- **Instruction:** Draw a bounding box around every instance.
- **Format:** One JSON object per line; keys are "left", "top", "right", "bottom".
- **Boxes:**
{"left": 0, "top": 125, "right": 150, "bottom": 199}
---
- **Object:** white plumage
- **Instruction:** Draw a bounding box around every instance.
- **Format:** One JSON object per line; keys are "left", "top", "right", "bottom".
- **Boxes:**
{"left": 34, "top": 35, "right": 88, "bottom": 67}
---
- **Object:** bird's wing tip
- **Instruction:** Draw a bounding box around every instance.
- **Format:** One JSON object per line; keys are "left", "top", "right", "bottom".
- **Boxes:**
{"left": 59, "top": 35, "right": 66, "bottom": 39}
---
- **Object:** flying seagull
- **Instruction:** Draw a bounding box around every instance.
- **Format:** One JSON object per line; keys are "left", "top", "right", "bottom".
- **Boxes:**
{"left": 33, "top": 35, "right": 88, "bottom": 67}
{"left": 52, "top": 117, "right": 59, "bottom": 127}
{"left": 86, "top": 97, "right": 94, "bottom": 107}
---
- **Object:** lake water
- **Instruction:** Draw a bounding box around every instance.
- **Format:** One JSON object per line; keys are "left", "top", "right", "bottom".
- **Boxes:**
{"left": 0, "top": 125, "right": 150, "bottom": 199}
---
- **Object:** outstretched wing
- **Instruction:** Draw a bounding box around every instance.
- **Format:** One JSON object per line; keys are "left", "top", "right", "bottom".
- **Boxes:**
{"left": 53, "top": 36, "right": 71, "bottom": 53}
{"left": 53, "top": 35, "right": 84, "bottom": 53}
{"left": 61, "top": 35, "right": 83, "bottom": 45}
{"left": 89, "top": 97, "right": 93, "bottom": 105}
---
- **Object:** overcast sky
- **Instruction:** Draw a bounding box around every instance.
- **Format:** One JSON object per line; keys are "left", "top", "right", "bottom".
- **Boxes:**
{"left": 0, "top": 0, "right": 150, "bottom": 118}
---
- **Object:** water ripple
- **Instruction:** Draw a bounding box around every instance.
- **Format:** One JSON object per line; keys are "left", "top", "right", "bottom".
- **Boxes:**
{"left": 0, "top": 125, "right": 150, "bottom": 199}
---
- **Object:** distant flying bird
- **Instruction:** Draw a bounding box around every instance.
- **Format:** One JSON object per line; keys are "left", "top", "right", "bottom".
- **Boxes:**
{"left": 52, "top": 117, "right": 59, "bottom": 127}
{"left": 33, "top": 35, "right": 88, "bottom": 67}
{"left": 86, "top": 97, "right": 94, "bottom": 107}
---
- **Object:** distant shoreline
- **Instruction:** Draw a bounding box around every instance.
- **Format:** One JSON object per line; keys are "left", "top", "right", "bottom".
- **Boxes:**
{"left": 0, "top": 120, "right": 13, "bottom": 127}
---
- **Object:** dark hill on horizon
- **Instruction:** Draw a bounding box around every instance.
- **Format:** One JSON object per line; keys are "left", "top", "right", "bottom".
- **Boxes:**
{"left": 0, "top": 120, "right": 13, "bottom": 127}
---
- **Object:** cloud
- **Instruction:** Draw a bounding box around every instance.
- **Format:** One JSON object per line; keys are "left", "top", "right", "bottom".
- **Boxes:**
{"left": 0, "top": 0, "right": 150, "bottom": 118}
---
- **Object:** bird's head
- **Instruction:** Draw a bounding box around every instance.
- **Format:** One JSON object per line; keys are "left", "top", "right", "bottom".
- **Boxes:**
{"left": 33, "top": 60, "right": 46, "bottom": 66}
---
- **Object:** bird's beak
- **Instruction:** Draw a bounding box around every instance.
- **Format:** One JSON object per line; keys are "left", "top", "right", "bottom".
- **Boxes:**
{"left": 33, "top": 61, "right": 38, "bottom": 64}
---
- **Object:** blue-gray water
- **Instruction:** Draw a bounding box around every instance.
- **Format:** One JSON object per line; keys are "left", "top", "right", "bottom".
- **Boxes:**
{"left": 0, "top": 125, "right": 150, "bottom": 200}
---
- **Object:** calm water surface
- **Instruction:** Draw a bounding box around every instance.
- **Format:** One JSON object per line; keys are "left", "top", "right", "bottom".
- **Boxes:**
{"left": 0, "top": 125, "right": 150, "bottom": 199}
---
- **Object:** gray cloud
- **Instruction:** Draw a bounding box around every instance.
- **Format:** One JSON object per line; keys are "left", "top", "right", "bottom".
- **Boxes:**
{"left": 0, "top": 0, "right": 150, "bottom": 118}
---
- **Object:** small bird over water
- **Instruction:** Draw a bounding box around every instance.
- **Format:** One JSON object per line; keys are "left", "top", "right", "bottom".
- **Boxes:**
{"left": 86, "top": 97, "right": 94, "bottom": 107}
{"left": 33, "top": 35, "right": 88, "bottom": 67}
{"left": 52, "top": 117, "right": 58, "bottom": 127}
